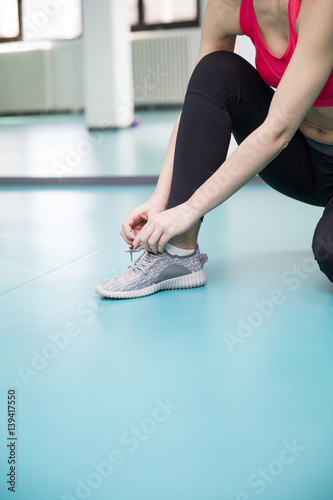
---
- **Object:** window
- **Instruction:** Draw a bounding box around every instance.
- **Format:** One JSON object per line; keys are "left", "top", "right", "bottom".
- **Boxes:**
{"left": 129, "top": 0, "right": 140, "bottom": 28}
{"left": 22, "top": 0, "right": 82, "bottom": 41}
{"left": 0, "top": 0, "right": 21, "bottom": 41}
{"left": 131, "top": 0, "right": 200, "bottom": 31}
{"left": 0, "top": 0, "right": 82, "bottom": 42}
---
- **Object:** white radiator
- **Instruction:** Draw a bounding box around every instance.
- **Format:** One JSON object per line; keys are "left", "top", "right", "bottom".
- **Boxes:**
{"left": 0, "top": 40, "right": 83, "bottom": 115}
{"left": 0, "top": 30, "right": 200, "bottom": 115}
{"left": 131, "top": 28, "right": 200, "bottom": 106}
{"left": 0, "top": 43, "right": 54, "bottom": 114}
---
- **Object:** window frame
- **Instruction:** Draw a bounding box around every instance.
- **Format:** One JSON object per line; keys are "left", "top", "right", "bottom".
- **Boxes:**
{"left": 131, "top": 0, "right": 200, "bottom": 32}
{"left": 0, "top": 0, "right": 83, "bottom": 44}
{"left": 0, "top": 0, "right": 22, "bottom": 43}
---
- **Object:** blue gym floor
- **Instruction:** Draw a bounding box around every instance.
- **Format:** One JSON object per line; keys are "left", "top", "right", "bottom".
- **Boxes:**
{"left": 1, "top": 112, "right": 333, "bottom": 500}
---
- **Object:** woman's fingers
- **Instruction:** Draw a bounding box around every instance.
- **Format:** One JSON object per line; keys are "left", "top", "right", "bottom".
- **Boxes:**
{"left": 156, "top": 233, "right": 170, "bottom": 254}
{"left": 147, "top": 237, "right": 158, "bottom": 255}
{"left": 131, "top": 205, "right": 195, "bottom": 254}
{"left": 132, "top": 216, "right": 167, "bottom": 254}
{"left": 121, "top": 211, "right": 149, "bottom": 243}
{"left": 121, "top": 201, "right": 169, "bottom": 249}
{"left": 120, "top": 228, "right": 133, "bottom": 245}
{"left": 121, "top": 216, "right": 135, "bottom": 241}
{"left": 120, "top": 221, "right": 135, "bottom": 244}
{"left": 147, "top": 226, "right": 165, "bottom": 254}
{"left": 133, "top": 222, "right": 153, "bottom": 252}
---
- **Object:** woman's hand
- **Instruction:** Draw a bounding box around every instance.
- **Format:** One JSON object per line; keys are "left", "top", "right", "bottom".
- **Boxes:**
{"left": 132, "top": 203, "right": 200, "bottom": 254}
{"left": 120, "top": 195, "right": 167, "bottom": 245}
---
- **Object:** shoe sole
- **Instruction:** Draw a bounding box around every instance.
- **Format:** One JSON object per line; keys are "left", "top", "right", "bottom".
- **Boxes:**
{"left": 95, "top": 269, "right": 207, "bottom": 299}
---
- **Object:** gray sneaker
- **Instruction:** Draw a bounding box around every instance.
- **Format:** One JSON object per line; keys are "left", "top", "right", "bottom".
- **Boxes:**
{"left": 95, "top": 245, "right": 208, "bottom": 299}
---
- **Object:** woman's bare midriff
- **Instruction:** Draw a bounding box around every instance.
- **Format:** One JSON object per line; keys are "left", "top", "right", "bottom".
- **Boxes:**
{"left": 299, "top": 107, "right": 333, "bottom": 143}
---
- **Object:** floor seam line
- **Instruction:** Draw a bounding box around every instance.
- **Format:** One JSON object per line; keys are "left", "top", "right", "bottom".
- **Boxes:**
{"left": 0, "top": 243, "right": 112, "bottom": 297}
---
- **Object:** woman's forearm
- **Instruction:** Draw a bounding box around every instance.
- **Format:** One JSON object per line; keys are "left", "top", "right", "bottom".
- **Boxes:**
{"left": 186, "top": 122, "right": 289, "bottom": 219}
{"left": 132, "top": 120, "right": 291, "bottom": 253}
{"left": 152, "top": 112, "right": 181, "bottom": 205}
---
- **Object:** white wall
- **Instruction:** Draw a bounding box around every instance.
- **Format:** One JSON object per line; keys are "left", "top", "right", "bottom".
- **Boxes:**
{"left": 52, "top": 40, "right": 83, "bottom": 112}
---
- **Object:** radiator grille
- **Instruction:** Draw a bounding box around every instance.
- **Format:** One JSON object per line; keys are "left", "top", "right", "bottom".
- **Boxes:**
{"left": 0, "top": 46, "right": 53, "bottom": 115}
{"left": 131, "top": 28, "right": 200, "bottom": 106}
{"left": 0, "top": 30, "right": 200, "bottom": 115}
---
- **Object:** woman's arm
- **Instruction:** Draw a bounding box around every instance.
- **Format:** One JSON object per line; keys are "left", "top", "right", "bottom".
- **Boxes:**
{"left": 133, "top": 0, "right": 333, "bottom": 253}
{"left": 187, "top": 0, "right": 333, "bottom": 215}
{"left": 152, "top": 112, "right": 181, "bottom": 207}
{"left": 153, "top": 0, "right": 239, "bottom": 203}
{"left": 121, "top": 0, "right": 239, "bottom": 243}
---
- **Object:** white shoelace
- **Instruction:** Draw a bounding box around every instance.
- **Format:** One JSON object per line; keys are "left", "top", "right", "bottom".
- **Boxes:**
{"left": 124, "top": 245, "right": 160, "bottom": 274}
{"left": 124, "top": 245, "right": 144, "bottom": 262}
{"left": 133, "top": 251, "right": 161, "bottom": 274}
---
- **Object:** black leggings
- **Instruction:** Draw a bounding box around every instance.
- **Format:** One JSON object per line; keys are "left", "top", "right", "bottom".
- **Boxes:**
{"left": 166, "top": 51, "right": 333, "bottom": 285}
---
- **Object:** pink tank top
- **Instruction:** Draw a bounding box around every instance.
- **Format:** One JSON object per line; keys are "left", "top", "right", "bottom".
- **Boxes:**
{"left": 239, "top": 0, "right": 333, "bottom": 107}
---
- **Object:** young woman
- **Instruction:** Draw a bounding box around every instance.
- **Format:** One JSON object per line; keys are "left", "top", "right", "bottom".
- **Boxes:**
{"left": 95, "top": 0, "right": 333, "bottom": 299}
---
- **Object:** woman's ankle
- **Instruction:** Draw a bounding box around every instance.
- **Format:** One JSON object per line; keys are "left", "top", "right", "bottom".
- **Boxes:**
{"left": 168, "top": 238, "right": 197, "bottom": 250}
{"left": 169, "top": 221, "right": 201, "bottom": 249}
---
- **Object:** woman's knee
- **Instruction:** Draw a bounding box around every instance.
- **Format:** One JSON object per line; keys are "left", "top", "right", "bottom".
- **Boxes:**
{"left": 312, "top": 213, "right": 333, "bottom": 283}
{"left": 186, "top": 50, "right": 267, "bottom": 108}
{"left": 192, "top": 50, "right": 247, "bottom": 77}
{"left": 186, "top": 51, "right": 252, "bottom": 102}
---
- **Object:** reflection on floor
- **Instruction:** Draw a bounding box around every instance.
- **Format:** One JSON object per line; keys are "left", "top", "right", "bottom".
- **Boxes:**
{"left": 0, "top": 109, "right": 244, "bottom": 183}
{"left": 0, "top": 110, "right": 181, "bottom": 180}
{"left": 1, "top": 181, "right": 332, "bottom": 500}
